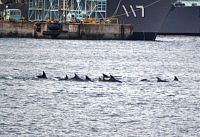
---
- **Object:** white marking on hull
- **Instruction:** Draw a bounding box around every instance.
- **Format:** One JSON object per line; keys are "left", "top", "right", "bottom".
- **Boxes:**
{"left": 122, "top": 5, "right": 129, "bottom": 17}
{"left": 136, "top": 5, "right": 145, "bottom": 17}
{"left": 122, "top": 5, "right": 145, "bottom": 18}
{"left": 130, "top": 5, "right": 136, "bottom": 17}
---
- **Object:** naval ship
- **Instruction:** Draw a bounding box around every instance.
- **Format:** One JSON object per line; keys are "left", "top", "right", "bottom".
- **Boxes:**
{"left": 0, "top": 0, "right": 176, "bottom": 40}
{"left": 107, "top": 0, "right": 176, "bottom": 40}
{"left": 159, "top": 0, "right": 200, "bottom": 35}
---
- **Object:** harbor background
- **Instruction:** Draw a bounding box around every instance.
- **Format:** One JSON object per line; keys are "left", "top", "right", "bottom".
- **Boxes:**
{"left": 0, "top": 36, "right": 200, "bottom": 136}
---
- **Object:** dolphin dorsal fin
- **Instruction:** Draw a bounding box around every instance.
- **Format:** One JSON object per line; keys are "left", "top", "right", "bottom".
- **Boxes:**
{"left": 110, "top": 75, "right": 115, "bottom": 80}
{"left": 43, "top": 71, "right": 47, "bottom": 78}
{"left": 103, "top": 73, "right": 109, "bottom": 78}
{"left": 85, "top": 75, "right": 91, "bottom": 81}
{"left": 156, "top": 77, "right": 161, "bottom": 80}
{"left": 174, "top": 76, "right": 178, "bottom": 81}
{"left": 156, "top": 77, "right": 162, "bottom": 81}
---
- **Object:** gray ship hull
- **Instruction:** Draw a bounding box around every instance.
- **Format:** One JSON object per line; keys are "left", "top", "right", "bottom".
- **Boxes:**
{"left": 159, "top": 6, "right": 200, "bottom": 35}
{"left": 107, "top": 0, "right": 176, "bottom": 40}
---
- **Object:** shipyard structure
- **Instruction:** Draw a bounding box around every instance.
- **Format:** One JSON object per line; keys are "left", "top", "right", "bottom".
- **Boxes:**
{"left": 0, "top": 0, "right": 176, "bottom": 40}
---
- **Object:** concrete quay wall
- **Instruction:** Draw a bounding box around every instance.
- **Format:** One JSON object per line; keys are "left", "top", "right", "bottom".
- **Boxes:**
{"left": 0, "top": 21, "right": 133, "bottom": 40}
{"left": 0, "top": 21, "right": 34, "bottom": 38}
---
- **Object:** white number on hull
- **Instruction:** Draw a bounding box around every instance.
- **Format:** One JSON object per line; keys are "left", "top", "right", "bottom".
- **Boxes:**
{"left": 122, "top": 5, "right": 145, "bottom": 17}
{"left": 122, "top": 5, "right": 130, "bottom": 17}
{"left": 136, "top": 5, "right": 145, "bottom": 17}
{"left": 130, "top": 5, "right": 137, "bottom": 17}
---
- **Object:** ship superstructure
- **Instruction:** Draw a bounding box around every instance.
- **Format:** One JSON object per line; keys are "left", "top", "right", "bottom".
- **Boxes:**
{"left": 181, "top": 0, "right": 200, "bottom": 6}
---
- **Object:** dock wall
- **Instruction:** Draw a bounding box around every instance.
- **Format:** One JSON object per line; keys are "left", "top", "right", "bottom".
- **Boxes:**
{"left": 0, "top": 21, "right": 133, "bottom": 40}
{"left": 0, "top": 21, "right": 34, "bottom": 37}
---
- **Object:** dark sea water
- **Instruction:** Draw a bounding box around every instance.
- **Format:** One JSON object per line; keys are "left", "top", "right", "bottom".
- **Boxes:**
{"left": 0, "top": 36, "right": 200, "bottom": 136}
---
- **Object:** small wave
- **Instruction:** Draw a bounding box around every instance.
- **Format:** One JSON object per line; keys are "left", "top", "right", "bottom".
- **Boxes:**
{"left": 108, "top": 113, "right": 121, "bottom": 117}
{"left": 136, "top": 102, "right": 148, "bottom": 105}
{"left": 91, "top": 127, "right": 98, "bottom": 132}
{"left": 0, "top": 123, "right": 9, "bottom": 126}
{"left": 2, "top": 93, "right": 8, "bottom": 97}
{"left": 88, "top": 93, "right": 106, "bottom": 98}
{"left": 0, "top": 75, "right": 59, "bottom": 82}
{"left": 52, "top": 90, "right": 64, "bottom": 95}
{"left": 194, "top": 79, "right": 200, "bottom": 82}
{"left": 119, "top": 120, "right": 140, "bottom": 124}
{"left": 0, "top": 75, "right": 37, "bottom": 81}
{"left": 4, "top": 83, "right": 14, "bottom": 86}
{"left": 53, "top": 89, "right": 65, "bottom": 93}
{"left": 90, "top": 119, "right": 98, "bottom": 122}
{"left": 156, "top": 115, "right": 179, "bottom": 119}
{"left": 0, "top": 76, "right": 14, "bottom": 80}
{"left": 167, "top": 94, "right": 176, "bottom": 97}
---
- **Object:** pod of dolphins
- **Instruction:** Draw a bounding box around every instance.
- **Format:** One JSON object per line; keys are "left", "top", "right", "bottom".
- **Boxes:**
{"left": 141, "top": 76, "right": 179, "bottom": 82}
{"left": 36, "top": 71, "right": 179, "bottom": 83}
{"left": 36, "top": 71, "right": 122, "bottom": 83}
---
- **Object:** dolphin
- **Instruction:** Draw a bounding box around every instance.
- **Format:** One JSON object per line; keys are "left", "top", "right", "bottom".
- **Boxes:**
{"left": 99, "top": 75, "right": 122, "bottom": 83}
{"left": 99, "top": 77, "right": 103, "bottom": 81}
{"left": 98, "top": 74, "right": 109, "bottom": 81}
{"left": 58, "top": 75, "right": 68, "bottom": 81}
{"left": 85, "top": 75, "right": 93, "bottom": 82}
{"left": 99, "top": 77, "right": 108, "bottom": 82}
{"left": 108, "top": 75, "right": 122, "bottom": 83}
{"left": 37, "top": 71, "right": 47, "bottom": 79}
{"left": 140, "top": 79, "right": 150, "bottom": 82}
{"left": 174, "top": 76, "right": 179, "bottom": 81}
{"left": 156, "top": 77, "right": 168, "bottom": 82}
{"left": 102, "top": 73, "right": 111, "bottom": 81}
{"left": 70, "top": 73, "right": 84, "bottom": 81}
{"left": 103, "top": 73, "right": 110, "bottom": 79}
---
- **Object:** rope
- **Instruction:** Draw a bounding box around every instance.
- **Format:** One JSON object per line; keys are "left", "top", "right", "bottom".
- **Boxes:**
{"left": 111, "top": 0, "right": 122, "bottom": 18}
